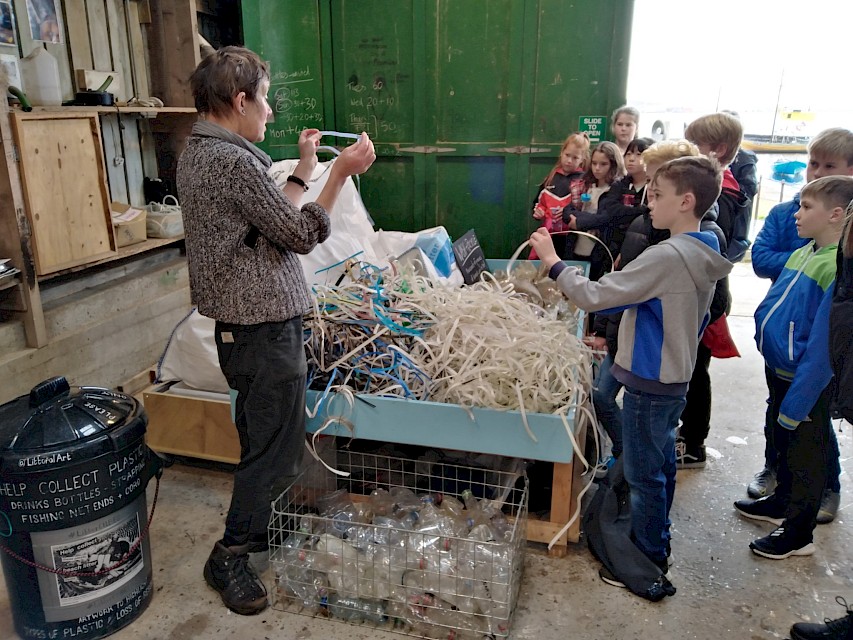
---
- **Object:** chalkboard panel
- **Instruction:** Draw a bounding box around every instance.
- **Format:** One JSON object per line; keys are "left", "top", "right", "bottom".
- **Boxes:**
{"left": 243, "top": 0, "right": 328, "bottom": 156}
{"left": 452, "top": 229, "right": 489, "bottom": 285}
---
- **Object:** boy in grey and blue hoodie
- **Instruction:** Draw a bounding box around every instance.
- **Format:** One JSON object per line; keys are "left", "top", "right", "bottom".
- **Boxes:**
{"left": 530, "top": 156, "right": 732, "bottom": 596}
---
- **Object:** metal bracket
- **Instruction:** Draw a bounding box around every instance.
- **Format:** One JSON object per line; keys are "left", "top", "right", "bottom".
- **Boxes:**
{"left": 397, "top": 145, "right": 456, "bottom": 154}
{"left": 487, "top": 146, "right": 553, "bottom": 154}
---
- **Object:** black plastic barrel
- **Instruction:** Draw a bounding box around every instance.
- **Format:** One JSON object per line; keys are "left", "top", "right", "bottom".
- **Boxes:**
{"left": 0, "top": 377, "right": 160, "bottom": 640}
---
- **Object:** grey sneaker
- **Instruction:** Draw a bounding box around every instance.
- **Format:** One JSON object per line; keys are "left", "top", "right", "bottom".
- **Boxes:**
{"left": 817, "top": 489, "right": 841, "bottom": 525}
{"left": 747, "top": 466, "right": 777, "bottom": 499}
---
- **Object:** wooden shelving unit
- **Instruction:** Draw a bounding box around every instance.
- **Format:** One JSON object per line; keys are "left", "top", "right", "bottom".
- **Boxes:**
{"left": 18, "top": 106, "right": 197, "bottom": 115}
{"left": 37, "top": 236, "right": 185, "bottom": 282}
{"left": 0, "top": 0, "right": 202, "bottom": 348}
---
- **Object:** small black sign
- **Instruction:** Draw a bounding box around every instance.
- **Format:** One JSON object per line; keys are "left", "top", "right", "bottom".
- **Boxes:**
{"left": 452, "top": 229, "right": 489, "bottom": 285}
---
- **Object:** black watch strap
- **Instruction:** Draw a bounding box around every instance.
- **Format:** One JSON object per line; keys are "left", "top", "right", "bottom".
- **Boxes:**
{"left": 286, "top": 175, "right": 309, "bottom": 192}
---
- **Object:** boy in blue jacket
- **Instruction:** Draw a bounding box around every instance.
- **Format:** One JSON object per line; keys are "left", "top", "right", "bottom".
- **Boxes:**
{"left": 734, "top": 175, "right": 853, "bottom": 560}
{"left": 746, "top": 128, "right": 853, "bottom": 520}
{"left": 531, "top": 156, "right": 732, "bottom": 593}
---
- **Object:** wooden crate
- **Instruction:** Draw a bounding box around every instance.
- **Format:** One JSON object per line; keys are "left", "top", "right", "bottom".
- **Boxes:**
{"left": 143, "top": 383, "right": 240, "bottom": 464}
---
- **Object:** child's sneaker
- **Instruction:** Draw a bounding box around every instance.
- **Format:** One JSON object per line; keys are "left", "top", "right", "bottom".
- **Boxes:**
{"left": 598, "top": 566, "right": 627, "bottom": 588}
{"left": 747, "top": 465, "right": 777, "bottom": 498}
{"left": 733, "top": 496, "right": 785, "bottom": 526}
{"left": 790, "top": 596, "right": 853, "bottom": 640}
{"left": 676, "top": 441, "right": 706, "bottom": 469}
{"left": 817, "top": 489, "right": 841, "bottom": 525}
{"left": 749, "top": 526, "right": 815, "bottom": 559}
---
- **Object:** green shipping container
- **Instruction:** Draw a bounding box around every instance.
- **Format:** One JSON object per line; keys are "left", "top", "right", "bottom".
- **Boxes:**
{"left": 242, "top": 0, "right": 633, "bottom": 258}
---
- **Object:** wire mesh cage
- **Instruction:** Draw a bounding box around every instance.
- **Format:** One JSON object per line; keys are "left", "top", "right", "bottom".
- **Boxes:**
{"left": 269, "top": 448, "right": 528, "bottom": 639}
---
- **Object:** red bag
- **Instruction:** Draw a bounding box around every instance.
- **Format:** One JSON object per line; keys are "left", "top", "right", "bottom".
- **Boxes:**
{"left": 701, "top": 313, "right": 740, "bottom": 358}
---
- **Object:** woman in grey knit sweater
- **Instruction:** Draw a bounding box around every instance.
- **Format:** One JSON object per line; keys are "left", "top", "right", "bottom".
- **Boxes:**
{"left": 176, "top": 46, "right": 375, "bottom": 616}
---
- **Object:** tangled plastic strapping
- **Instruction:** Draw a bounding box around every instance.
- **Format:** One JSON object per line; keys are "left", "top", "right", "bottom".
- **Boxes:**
{"left": 305, "top": 266, "right": 593, "bottom": 417}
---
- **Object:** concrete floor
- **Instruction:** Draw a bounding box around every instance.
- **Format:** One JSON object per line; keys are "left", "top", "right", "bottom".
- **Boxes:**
{"left": 1, "top": 264, "right": 851, "bottom": 640}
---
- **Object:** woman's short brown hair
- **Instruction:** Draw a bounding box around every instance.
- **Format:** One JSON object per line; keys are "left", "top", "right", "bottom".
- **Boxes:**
{"left": 190, "top": 46, "right": 270, "bottom": 117}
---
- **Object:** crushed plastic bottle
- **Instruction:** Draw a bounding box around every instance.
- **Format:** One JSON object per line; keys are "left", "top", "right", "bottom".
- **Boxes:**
{"left": 326, "top": 593, "right": 388, "bottom": 624}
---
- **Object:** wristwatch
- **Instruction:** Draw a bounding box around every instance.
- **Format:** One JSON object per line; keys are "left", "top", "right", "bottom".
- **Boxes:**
{"left": 286, "top": 175, "right": 309, "bottom": 192}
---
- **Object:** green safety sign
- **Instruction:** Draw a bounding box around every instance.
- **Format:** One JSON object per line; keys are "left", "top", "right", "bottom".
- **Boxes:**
{"left": 578, "top": 116, "right": 607, "bottom": 143}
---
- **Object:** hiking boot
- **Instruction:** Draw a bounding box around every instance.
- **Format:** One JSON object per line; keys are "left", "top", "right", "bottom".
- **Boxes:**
{"left": 733, "top": 496, "right": 785, "bottom": 526}
{"left": 676, "top": 441, "right": 706, "bottom": 470}
{"left": 204, "top": 541, "right": 268, "bottom": 615}
{"left": 817, "top": 490, "right": 841, "bottom": 525}
{"left": 749, "top": 526, "right": 815, "bottom": 560}
{"left": 791, "top": 596, "right": 853, "bottom": 640}
{"left": 747, "top": 466, "right": 777, "bottom": 498}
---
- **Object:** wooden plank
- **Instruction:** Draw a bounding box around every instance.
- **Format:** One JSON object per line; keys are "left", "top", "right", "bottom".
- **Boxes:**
{"left": 0, "top": 106, "right": 46, "bottom": 346}
{"left": 64, "top": 0, "right": 94, "bottom": 72}
{"left": 143, "top": 389, "right": 240, "bottom": 464}
{"left": 144, "top": 0, "right": 168, "bottom": 103}
{"left": 86, "top": 0, "right": 112, "bottom": 71}
{"left": 100, "top": 113, "right": 129, "bottom": 203}
{"left": 138, "top": 119, "right": 159, "bottom": 180}
{"left": 105, "top": 0, "right": 145, "bottom": 203}
{"left": 105, "top": 0, "right": 131, "bottom": 101}
{"left": 11, "top": 113, "right": 116, "bottom": 274}
{"left": 151, "top": 0, "right": 198, "bottom": 107}
{"left": 126, "top": 0, "right": 151, "bottom": 99}
{"left": 549, "top": 461, "right": 573, "bottom": 546}
{"left": 121, "top": 118, "right": 145, "bottom": 205}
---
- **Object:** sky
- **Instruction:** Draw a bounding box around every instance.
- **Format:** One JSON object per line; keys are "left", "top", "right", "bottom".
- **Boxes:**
{"left": 626, "top": 0, "right": 853, "bottom": 135}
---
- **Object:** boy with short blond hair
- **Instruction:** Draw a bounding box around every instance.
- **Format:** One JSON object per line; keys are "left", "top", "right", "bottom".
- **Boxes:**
{"left": 746, "top": 127, "right": 853, "bottom": 517}
{"left": 530, "top": 156, "right": 733, "bottom": 596}
{"left": 735, "top": 175, "right": 853, "bottom": 559}
{"left": 684, "top": 112, "right": 752, "bottom": 262}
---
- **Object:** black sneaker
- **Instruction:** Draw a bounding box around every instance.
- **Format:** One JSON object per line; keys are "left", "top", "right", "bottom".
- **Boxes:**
{"left": 676, "top": 441, "right": 706, "bottom": 470}
{"left": 749, "top": 526, "right": 815, "bottom": 560}
{"left": 204, "top": 541, "right": 269, "bottom": 615}
{"left": 791, "top": 596, "right": 853, "bottom": 640}
{"left": 733, "top": 496, "right": 785, "bottom": 526}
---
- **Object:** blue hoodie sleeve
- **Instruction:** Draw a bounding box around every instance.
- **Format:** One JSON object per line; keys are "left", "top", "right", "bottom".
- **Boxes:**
{"left": 778, "top": 286, "right": 834, "bottom": 429}
{"left": 751, "top": 201, "right": 796, "bottom": 281}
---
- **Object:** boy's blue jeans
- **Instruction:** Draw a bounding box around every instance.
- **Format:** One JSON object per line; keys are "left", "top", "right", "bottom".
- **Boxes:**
{"left": 592, "top": 354, "right": 624, "bottom": 458}
{"left": 622, "top": 386, "right": 687, "bottom": 563}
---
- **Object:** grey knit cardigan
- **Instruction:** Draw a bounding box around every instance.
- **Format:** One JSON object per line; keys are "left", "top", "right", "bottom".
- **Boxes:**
{"left": 176, "top": 135, "right": 330, "bottom": 324}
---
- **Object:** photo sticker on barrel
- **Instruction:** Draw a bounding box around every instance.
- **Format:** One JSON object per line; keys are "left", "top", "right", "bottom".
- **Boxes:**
{"left": 49, "top": 514, "right": 143, "bottom": 605}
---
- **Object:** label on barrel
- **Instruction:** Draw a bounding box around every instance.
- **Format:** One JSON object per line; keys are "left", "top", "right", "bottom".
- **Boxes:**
{"left": 0, "top": 442, "right": 148, "bottom": 532}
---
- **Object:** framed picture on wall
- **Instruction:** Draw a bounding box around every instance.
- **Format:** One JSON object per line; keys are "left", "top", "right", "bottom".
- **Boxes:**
{"left": 0, "top": 0, "right": 17, "bottom": 46}
{"left": 24, "top": 0, "right": 62, "bottom": 44}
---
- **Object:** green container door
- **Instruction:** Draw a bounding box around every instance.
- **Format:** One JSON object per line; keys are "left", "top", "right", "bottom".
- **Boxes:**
{"left": 242, "top": 0, "right": 633, "bottom": 257}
